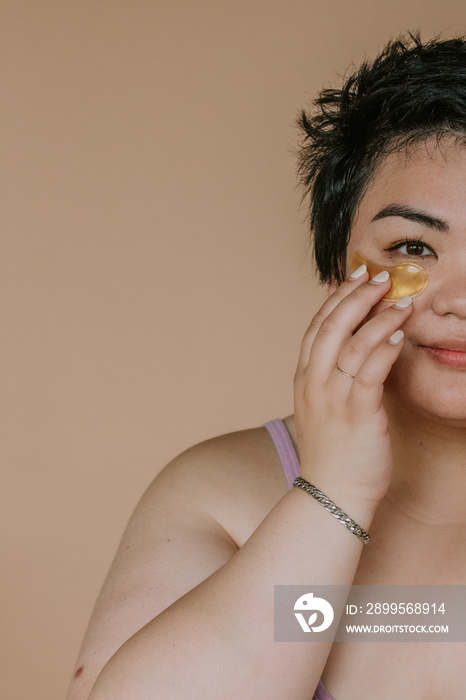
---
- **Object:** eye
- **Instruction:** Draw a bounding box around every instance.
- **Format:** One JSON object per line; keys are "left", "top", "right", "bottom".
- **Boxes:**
{"left": 385, "top": 238, "right": 435, "bottom": 257}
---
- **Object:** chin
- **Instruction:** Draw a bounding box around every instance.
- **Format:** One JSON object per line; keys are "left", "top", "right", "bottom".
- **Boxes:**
{"left": 384, "top": 349, "right": 466, "bottom": 427}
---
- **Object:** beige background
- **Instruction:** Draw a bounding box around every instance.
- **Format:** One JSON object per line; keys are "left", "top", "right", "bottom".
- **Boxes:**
{"left": 2, "top": 2, "right": 465, "bottom": 698}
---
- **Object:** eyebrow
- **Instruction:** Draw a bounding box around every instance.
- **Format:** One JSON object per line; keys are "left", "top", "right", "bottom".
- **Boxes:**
{"left": 371, "top": 204, "right": 449, "bottom": 232}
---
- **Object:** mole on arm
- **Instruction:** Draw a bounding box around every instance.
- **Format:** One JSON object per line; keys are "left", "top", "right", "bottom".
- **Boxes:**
{"left": 74, "top": 666, "right": 84, "bottom": 678}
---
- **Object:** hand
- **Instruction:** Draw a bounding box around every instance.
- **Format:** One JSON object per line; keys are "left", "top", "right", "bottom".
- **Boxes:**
{"left": 293, "top": 267, "right": 413, "bottom": 511}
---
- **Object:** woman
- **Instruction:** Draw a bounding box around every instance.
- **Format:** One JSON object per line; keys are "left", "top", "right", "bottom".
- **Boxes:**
{"left": 68, "top": 34, "right": 466, "bottom": 699}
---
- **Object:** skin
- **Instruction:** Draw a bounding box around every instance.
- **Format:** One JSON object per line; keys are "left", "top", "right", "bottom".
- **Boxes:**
{"left": 352, "top": 139, "right": 466, "bottom": 536}
{"left": 296, "top": 136, "right": 466, "bottom": 695}
{"left": 301, "top": 135, "right": 466, "bottom": 514}
{"left": 68, "top": 137, "right": 466, "bottom": 700}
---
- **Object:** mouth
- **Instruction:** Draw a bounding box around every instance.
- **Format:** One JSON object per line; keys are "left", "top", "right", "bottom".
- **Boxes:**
{"left": 420, "top": 343, "right": 466, "bottom": 368}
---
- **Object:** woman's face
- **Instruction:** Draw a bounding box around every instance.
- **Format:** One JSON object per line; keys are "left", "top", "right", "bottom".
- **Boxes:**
{"left": 347, "top": 136, "right": 466, "bottom": 425}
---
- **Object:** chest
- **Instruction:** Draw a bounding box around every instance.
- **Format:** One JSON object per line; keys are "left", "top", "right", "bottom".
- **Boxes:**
{"left": 320, "top": 543, "right": 466, "bottom": 699}
{"left": 321, "top": 641, "right": 465, "bottom": 699}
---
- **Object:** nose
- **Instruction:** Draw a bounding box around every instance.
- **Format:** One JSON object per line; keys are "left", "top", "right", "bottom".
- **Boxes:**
{"left": 430, "top": 257, "right": 466, "bottom": 319}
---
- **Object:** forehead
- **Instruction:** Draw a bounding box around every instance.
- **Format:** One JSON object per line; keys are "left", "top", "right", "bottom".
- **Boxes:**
{"left": 355, "top": 135, "right": 466, "bottom": 222}
{"left": 347, "top": 135, "right": 466, "bottom": 259}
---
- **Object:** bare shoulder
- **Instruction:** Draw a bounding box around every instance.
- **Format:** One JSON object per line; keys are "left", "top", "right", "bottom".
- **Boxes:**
{"left": 67, "top": 418, "right": 293, "bottom": 698}
{"left": 137, "top": 418, "right": 292, "bottom": 547}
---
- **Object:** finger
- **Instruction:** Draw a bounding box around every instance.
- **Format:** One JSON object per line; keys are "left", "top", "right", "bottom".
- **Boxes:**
{"left": 304, "top": 272, "right": 392, "bottom": 379}
{"left": 346, "top": 329, "right": 405, "bottom": 416}
{"left": 334, "top": 295, "right": 413, "bottom": 380}
{"left": 352, "top": 295, "right": 394, "bottom": 335}
{"left": 296, "top": 265, "right": 369, "bottom": 372}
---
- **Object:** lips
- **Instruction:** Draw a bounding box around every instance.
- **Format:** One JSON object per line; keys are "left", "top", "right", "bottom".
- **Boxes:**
{"left": 421, "top": 341, "right": 466, "bottom": 352}
{"left": 420, "top": 343, "right": 466, "bottom": 368}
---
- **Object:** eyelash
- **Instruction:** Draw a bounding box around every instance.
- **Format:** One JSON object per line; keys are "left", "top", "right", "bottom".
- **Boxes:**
{"left": 384, "top": 237, "right": 436, "bottom": 258}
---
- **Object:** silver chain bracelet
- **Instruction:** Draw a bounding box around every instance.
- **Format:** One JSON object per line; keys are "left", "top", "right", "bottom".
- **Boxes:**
{"left": 292, "top": 477, "right": 370, "bottom": 544}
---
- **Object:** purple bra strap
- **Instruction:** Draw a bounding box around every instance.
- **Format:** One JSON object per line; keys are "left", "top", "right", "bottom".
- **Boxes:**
{"left": 262, "top": 419, "right": 300, "bottom": 489}
{"left": 313, "top": 679, "right": 334, "bottom": 700}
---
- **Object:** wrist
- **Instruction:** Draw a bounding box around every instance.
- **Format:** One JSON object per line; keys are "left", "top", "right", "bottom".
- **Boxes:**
{"left": 295, "top": 475, "right": 381, "bottom": 534}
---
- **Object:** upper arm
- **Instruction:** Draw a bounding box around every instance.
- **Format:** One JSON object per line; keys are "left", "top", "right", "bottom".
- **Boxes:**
{"left": 67, "top": 438, "right": 242, "bottom": 700}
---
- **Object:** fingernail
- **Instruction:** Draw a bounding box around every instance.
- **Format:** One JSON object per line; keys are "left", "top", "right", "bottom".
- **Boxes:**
{"left": 388, "top": 330, "right": 404, "bottom": 345}
{"left": 393, "top": 295, "right": 413, "bottom": 309}
{"left": 368, "top": 270, "right": 390, "bottom": 284}
{"left": 348, "top": 264, "right": 367, "bottom": 280}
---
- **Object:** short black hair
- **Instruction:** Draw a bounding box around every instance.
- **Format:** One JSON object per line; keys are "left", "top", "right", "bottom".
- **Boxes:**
{"left": 297, "top": 32, "right": 466, "bottom": 285}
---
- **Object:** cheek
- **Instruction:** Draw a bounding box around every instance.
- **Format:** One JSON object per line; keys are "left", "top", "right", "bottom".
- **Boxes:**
{"left": 385, "top": 345, "right": 466, "bottom": 424}
{"left": 383, "top": 338, "right": 427, "bottom": 408}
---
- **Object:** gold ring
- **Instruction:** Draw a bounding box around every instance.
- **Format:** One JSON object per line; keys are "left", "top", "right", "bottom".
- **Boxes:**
{"left": 335, "top": 363, "right": 355, "bottom": 379}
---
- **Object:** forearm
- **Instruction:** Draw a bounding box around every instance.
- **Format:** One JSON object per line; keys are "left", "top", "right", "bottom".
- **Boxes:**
{"left": 89, "top": 487, "right": 376, "bottom": 700}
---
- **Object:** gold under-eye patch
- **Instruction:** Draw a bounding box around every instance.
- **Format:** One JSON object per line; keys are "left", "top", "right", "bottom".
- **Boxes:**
{"left": 349, "top": 251, "right": 428, "bottom": 301}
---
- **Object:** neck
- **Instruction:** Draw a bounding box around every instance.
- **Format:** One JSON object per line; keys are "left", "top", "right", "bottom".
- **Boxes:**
{"left": 284, "top": 406, "right": 466, "bottom": 526}
{"left": 382, "top": 394, "right": 466, "bottom": 527}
